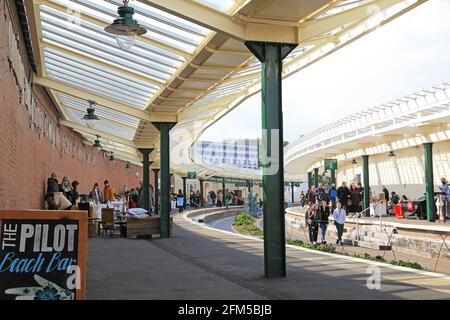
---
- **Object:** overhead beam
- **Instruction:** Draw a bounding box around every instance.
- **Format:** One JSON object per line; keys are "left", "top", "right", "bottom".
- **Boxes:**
{"left": 81, "top": 138, "right": 142, "bottom": 159}
{"left": 61, "top": 120, "right": 142, "bottom": 148}
{"left": 34, "top": 76, "right": 179, "bottom": 122}
{"left": 205, "top": 47, "right": 253, "bottom": 57}
{"left": 24, "top": 1, "right": 45, "bottom": 77}
{"left": 141, "top": 0, "right": 300, "bottom": 43}
{"left": 179, "top": 91, "right": 245, "bottom": 120}
{"left": 299, "top": 0, "right": 402, "bottom": 42}
{"left": 62, "top": 103, "right": 138, "bottom": 130}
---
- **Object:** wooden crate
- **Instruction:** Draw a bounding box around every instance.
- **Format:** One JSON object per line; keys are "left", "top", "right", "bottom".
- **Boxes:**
{"left": 126, "top": 216, "right": 173, "bottom": 239}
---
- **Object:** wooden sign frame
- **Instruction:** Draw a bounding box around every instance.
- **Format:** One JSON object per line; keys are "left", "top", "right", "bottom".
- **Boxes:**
{"left": 0, "top": 210, "right": 88, "bottom": 300}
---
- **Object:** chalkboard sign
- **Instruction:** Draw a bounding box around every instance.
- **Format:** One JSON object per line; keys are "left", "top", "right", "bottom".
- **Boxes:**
{"left": 0, "top": 211, "right": 87, "bottom": 300}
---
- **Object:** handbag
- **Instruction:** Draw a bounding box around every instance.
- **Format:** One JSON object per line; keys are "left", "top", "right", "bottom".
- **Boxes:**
{"left": 53, "top": 192, "right": 72, "bottom": 210}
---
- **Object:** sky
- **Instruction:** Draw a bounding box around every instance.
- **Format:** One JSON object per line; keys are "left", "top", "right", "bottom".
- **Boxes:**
{"left": 200, "top": 0, "right": 450, "bottom": 143}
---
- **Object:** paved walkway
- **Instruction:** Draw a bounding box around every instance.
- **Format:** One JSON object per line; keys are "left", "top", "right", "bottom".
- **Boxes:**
{"left": 87, "top": 212, "right": 450, "bottom": 300}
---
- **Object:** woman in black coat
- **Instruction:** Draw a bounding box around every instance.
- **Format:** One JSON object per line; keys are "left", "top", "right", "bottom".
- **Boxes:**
{"left": 349, "top": 183, "right": 360, "bottom": 214}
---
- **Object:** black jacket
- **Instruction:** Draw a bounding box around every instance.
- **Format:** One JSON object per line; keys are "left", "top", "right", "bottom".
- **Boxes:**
{"left": 337, "top": 186, "right": 351, "bottom": 203}
{"left": 46, "top": 178, "right": 59, "bottom": 194}
{"left": 318, "top": 206, "right": 330, "bottom": 223}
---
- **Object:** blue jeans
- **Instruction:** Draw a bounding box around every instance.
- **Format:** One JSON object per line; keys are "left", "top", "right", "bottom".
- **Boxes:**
{"left": 319, "top": 223, "right": 328, "bottom": 242}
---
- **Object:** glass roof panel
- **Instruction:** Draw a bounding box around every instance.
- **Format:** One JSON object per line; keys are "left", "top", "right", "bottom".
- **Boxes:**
{"left": 59, "top": 95, "right": 141, "bottom": 127}
{"left": 44, "top": 52, "right": 156, "bottom": 99}
{"left": 193, "top": 0, "right": 238, "bottom": 13}
{"left": 49, "top": 0, "right": 210, "bottom": 54}
{"left": 43, "top": 49, "right": 159, "bottom": 92}
{"left": 46, "top": 66, "right": 148, "bottom": 108}
{"left": 41, "top": 5, "right": 185, "bottom": 67}
{"left": 40, "top": 17, "right": 178, "bottom": 78}
{"left": 67, "top": 109, "right": 137, "bottom": 141}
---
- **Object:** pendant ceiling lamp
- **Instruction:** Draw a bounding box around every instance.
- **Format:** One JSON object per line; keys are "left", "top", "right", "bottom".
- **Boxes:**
{"left": 93, "top": 135, "right": 102, "bottom": 150}
{"left": 83, "top": 100, "right": 100, "bottom": 129}
{"left": 105, "top": 0, "right": 147, "bottom": 51}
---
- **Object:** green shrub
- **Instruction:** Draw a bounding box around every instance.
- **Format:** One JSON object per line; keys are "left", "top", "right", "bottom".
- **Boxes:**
{"left": 286, "top": 239, "right": 336, "bottom": 253}
{"left": 352, "top": 253, "right": 423, "bottom": 270}
{"left": 232, "top": 212, "right": 262, "bottom": 238}
{"left": 390, "top": 260, "right": 423, "bottom": 270}
{"left": 233, "top": 212, "right": 256, "bottom": 227}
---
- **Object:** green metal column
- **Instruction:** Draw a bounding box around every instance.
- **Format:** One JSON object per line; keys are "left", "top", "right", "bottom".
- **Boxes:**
{"left": 245, "top": 41, "right": 297, "bottom": 279}
{"left": 222, "top": 177, "right": 226, "bottom": 207}
{"left": 199, "top": 179, "right": 204, "bottom": 208}
{"left": 331, "top": 169, "right": 336, "bottom": 185}
{"left": 138, "top": 148, "right": 153, "bottom": 211}
{"left": 314, "top": 168, "right": 319, "bottom": 186}
{"left": 308, "top": 172, "right": 313, "bottom": 189}
{"left": 362, "top": 155, "right": 370, "bottom": 216}
{"left": 153, "top": 122, "right": 176, "bottom": 238}
{"left": 152, "top": 168, "right": 159, "bottom": 215}
{"left": 424, "top": 143, "right": 435, "bottom": 222}
{"left": 182, "top": 177, "right": 187, "bottom": 209}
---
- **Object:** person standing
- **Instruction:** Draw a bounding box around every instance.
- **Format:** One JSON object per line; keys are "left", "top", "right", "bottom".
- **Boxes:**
{"left": 89, "top": 182, "right": 104, "bottom": 204}
{"left": 177, "top": 189, "right": 184, "bottom": 213}
{"left": 307, "top": 186, "right": 316, "bottom": 204}
{"left": 332, "top": 202, "right": 346, "bottom": 245}
{"left": 300, "top": 191, "right": 306, "bottom": 207}
{"left": 337, "top": 181, "right": 351, "bottom": 211}
{"left": 210, "top": 190, "right": 217, "bottom": 207}
{"left": 217, "top": 191, "right": 223, "bottom": 207}
{"left": 318, "top": 200, "right": 330, "bottom": 244}
{"left": 382, "top": 186, "right": 390, "bottom": 202}
{"left": 70, "top": 180, "right": 80, "bottom": 205}
{"left": 207, "top": 191, "right": 212, "bottom": 207}
{"left": 307, "top": 203, "right": 320, "bottom": 244}
{"left": 59, "top": 176, "right": 73, "bottom": 204}
{"left": 104, "top": 180, "right": 115, "bottom": 203}
{"left": 349, "top": 183, "right": 360, "bottom": 214}
{"left": 328, "top": 184, "right": 337, "bottom": 210}
{"left": 47, "top": 172, "right": 59, "bottom": 195}
{"left": 439, "top": 178, "right": 450, "bottom": 219}
{"left": 315, "top": 183, "right": 327, "bottom": 203}
{"left": 439, "top": 177, "right": 450, "bottom": 195}
{"left": 357, "top": 182, "right": 364, "bottom": 213}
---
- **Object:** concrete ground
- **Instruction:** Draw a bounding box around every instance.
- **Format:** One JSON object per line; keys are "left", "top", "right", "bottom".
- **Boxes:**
{"left": 87, "top": 212, "right": 450, "bottom": 300}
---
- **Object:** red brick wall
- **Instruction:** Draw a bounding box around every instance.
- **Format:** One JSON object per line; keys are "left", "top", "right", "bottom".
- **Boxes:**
{"left": 0, "top": 1, "right": 149, "bottom": 210}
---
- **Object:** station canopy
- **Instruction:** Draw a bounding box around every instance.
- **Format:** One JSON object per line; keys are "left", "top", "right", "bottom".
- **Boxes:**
{"left": 23, "top": 0, "right": 426, "bottom": 180}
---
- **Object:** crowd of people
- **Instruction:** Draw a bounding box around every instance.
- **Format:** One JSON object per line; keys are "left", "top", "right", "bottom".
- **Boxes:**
{"left": 45, "top": 172, "right": 157, "bottom": 213}
{"left": 299, "top": 178, "right": 450, "bottom": 244}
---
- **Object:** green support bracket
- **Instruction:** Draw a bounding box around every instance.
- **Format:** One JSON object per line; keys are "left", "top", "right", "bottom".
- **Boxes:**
{"left": 424, "top": 143, "right": 435, "bottom": 222}
{"left": 153, "top": 122, "right": 176, "bottom": 238}
{"left": 152, "top": 168, "right": 160, "bottom": 215}
{"left": 182, "top": 176, "right": 187, "bottom": 209}
{"left": 362, "top": 155, "right": 370, "bottom": 216}
{"left": 331, "top": 169, "right": 336, "bottom": 185}
{"left": 138, "top": 148, "right": 154, "bottom": 212}
{"left": 199, "top": 179, "right": 204, "bottom": 208}
{"left": 222, "top": 177, "right": 226, "bottom": 206}
{"left": 245, "top": 40, "right": 297, "bottom": 279}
